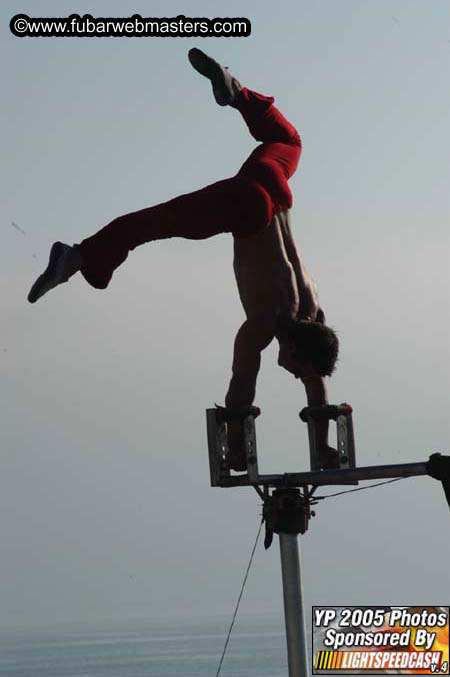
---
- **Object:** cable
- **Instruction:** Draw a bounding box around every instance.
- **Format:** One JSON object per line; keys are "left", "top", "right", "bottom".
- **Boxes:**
{"left": 215, "top": 517, "right": 264, "bottom": 677}
{"left": 214, "top": 476, "right": 416, "bottom": 673}
{"left": 316, "top": 476, "right": 407, "bottom": 500}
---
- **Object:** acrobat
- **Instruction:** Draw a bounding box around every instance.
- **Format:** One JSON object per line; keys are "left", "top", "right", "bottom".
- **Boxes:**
{"left": 28, "top": 49, "right": 339, "bottom": 470}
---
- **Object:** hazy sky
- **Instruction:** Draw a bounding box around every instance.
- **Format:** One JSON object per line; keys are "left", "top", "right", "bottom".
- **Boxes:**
{"left": 1, "top": 0, "right": 449, "bottom": 631}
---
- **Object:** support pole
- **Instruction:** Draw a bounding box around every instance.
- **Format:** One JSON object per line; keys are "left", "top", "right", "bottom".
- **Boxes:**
{"left": 265, "top": 488, "right": 311, "bottom": 676}
{"left": 279, "top": 533, "right": 309, "bottom": 677}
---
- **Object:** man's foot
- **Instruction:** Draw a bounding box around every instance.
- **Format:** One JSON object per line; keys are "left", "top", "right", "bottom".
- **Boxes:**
{"left": 27, "top": 242, "right": 80, "bottom": 303}
{"left": 188, "top": 48, "right": 241, "bottom": 106}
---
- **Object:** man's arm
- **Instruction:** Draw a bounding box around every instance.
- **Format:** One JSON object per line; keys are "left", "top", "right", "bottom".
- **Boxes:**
{"left": 224, "top": 316, "right": 275, "bottom": 469}
{"left": 302, "top": 375, "right": 340, "bottom": 469}
{"left": 301, "top": 375, "right": 329, "bottom": 448}
{"left": 277, "top": 212, "right": 322, "bottom": 321}
{"left": 225, "top": 316, "right": 276, "bottom": 409}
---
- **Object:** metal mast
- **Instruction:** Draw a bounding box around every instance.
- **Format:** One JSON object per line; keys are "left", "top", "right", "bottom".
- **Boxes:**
{"left": 206, "top": 403, "right": 448, "bottom": 676}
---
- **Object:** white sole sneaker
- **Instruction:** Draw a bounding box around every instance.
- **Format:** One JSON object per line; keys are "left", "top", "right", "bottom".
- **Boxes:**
{"left": 27, "top": 242, "right": 73, "bottom": 303}
{"left": 188, "top": 48, "right": 237, "bottom": 106}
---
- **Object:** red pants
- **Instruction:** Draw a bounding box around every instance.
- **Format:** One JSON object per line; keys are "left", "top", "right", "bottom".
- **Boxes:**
{"left": 78, "top": 88, "right": 302, "bottom": 289}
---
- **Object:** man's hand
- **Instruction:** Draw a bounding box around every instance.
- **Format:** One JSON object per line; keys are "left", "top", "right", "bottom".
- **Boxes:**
{"left": 226, "top": 420, "right": 247, "bottom": 471}
{"left": 317, "top": 444, "right": 340, "bottom": 470}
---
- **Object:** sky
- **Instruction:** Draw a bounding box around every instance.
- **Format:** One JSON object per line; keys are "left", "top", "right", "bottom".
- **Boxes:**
{"left": 1, "top": 0, "right": 449, "bottom": 632}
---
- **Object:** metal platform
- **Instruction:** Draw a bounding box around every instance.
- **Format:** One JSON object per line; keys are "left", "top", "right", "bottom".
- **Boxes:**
{"left": 205, "top": 403, "right": 448, "bottom": 677}
{"left": 206, "top": 403, "right": 373, "bottom": 488}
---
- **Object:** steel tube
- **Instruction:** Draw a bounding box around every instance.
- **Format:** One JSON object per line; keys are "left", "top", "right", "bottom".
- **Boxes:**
{"left": 279, "top": 533, "right": 309, "bottom": 677}
{"left": 221, "top": 461, "right": 429, "bottom": 488}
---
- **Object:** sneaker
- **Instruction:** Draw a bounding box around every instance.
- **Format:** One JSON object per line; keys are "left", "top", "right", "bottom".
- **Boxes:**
{"left": 188, "top": 48, "right": 239, "bottom": 106}
{"left": 28, "top": 242, "right": 75, "bottom": 303}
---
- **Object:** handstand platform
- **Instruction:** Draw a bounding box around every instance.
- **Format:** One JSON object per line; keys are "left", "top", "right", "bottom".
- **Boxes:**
{"left": 208, "top": 402, "right": 386, "bottom": 489}
{"left": 205, "top": 403, "right": 448, "bottom": 495}
{"left": 205, "top": 403, "right": 449, "bottom": 677}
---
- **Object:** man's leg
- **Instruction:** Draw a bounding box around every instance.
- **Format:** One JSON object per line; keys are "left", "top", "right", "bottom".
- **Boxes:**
{"left": 75, "top": 176, "right": 272, "bottom": 290}
{"left": 28, "top": 49, "right": 299, "bottom": 301}
{"left": 188, "top": 49, "right": 302, "bottom": 225}
{"left": 27, "top": 173, "right": 273, "bottom": 301}
{"left": 234, "top": 88, "right": 301, "bottom": 218}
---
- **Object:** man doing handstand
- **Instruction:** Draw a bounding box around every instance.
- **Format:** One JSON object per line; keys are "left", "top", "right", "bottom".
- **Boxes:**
{"left": 28, "top": 49, "right": 339, "bottom": 470}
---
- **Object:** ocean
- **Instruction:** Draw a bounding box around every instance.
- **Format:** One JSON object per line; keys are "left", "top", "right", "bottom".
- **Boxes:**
{"left": 0, "top": 615, "right": 303, "bottom": 677}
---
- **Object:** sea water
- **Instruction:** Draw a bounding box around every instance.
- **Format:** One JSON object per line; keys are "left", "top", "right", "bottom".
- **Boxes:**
{"left": 0, "top": 614, "right": 307, "bottom": 677}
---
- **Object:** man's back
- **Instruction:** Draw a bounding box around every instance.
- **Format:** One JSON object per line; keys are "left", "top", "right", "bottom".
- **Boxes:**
{"left": 233, "top": 209, "right": 300, "bottom": 328}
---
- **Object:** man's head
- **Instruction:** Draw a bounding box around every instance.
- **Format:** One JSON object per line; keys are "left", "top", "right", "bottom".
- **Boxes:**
{"left": 277, "top": 317, "right": 339, "bottom": 379}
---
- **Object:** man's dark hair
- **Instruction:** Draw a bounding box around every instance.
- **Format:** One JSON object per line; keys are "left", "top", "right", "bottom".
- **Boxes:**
{"left": 279, "top": 317, "right": 339, "bottom": 376}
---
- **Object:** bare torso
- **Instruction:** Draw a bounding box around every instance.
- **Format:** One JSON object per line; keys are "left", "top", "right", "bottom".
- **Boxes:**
{"left": 226, "top": 209, "right": 330, "bottom": 458}
{"left": 233, "top": 209, "right": 319, "bottom": 332}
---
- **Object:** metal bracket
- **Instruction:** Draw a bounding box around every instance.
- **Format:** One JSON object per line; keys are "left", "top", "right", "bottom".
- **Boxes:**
{"left": 299, "top": 403, "right": 357, "bottom": 483}
{"left": 206, "top": 402, "right": 360, "bottom": 488}
{"left": 206, "top": 406, "right": 260, "bottom": 486}
{"left": 263, "top": 488, "right": 313, "bottom": 549}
